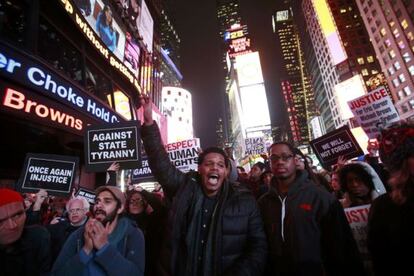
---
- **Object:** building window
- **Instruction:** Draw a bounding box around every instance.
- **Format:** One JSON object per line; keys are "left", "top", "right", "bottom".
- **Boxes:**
{"left": 399, "top": 74, "right": 406, "bottom": 82}
{"left": 372, "top": 69, "right": 379, "bottom": 74}
{"left": 394, "top": 61, "right": 401, "bottom": 70}
{"left": 0, "top": 0, "right": 27, "bottom": 46}
{"left": 362, "top": 69, "right": 369, "bottom": 76}
{"left": 404, "top": 86, "right": 412, "bottom": 96}
{"left": 401, "top": 19, "right": 409, "bottom": 29}
{"left": 409, "top": 65, "right": 414, "bottom": 76}
{"left": 367, "top": 56, "right": 375, "bottom": 63}
{"left": 403, "top": 52, "right": 412, "bottom": 63}
{"left": 393, "top": 78, "right": 400, "bottom": 87}
{"left": 389, "top": 49, "right": 396, "bottom": 59}
{"left": 409, "top": 100, "right": 414, "bottom": 109}
{"left": 357, "top": 57, "right": 365, "bottom": 64}
{"left": 401, "top": 104, "right": 409, "bottom": 113}
{"left": 393, "top": 29, "right": 400, "bottom": 38}
{"left": 398, "top": 90, "right": 404, "bottom": 99}
{"left": 85, "top": 60, "right": 113, "bottom": 106}
{"left": 408, "top": 32, "right": 414, "bottom": 41}
{"left": 398, "top": 41, "right": 406, "bottom": 49}
{"left": 380, "top": 28, "right": 387, "bottom": 36}
{"left": 385, "top": 39, "right": 391, "bottom": 47}
{"left": 389, "top": 20, "right": 395, "bottom": 27}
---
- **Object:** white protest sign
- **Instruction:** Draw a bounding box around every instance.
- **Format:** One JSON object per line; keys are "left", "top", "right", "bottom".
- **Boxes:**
{"left": 344, "top": 204, "right": 371, "bottom": 255}
{"left": 166, "top": 138, "right": 200, "bottom": 173}
{"left": 245, "top": 137, "right": 266, "bottom": 155}
{"left": 348, "top": 86, "right": 400, "bottom": 139}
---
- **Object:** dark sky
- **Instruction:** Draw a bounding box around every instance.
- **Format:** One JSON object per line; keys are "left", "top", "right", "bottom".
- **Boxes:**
{"left": 168, "top": 0, "right": 286, "bottom": 148}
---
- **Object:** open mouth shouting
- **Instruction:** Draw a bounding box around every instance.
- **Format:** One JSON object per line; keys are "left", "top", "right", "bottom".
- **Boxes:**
{"left": 208, "top": 174, "right": 219, "bottom": 185}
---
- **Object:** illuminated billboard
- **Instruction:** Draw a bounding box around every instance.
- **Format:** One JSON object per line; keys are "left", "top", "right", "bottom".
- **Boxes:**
{"left": 313, "top": 0, "right": 347, "bottom": 65}
{"left": 226, "top": 24, "right": 252, "bottom": 59}
{"left": 334, "top": 75, "right": 367, "bottom": 120}
{"left": 137, "top": 0, "right": 154, "bottom": 53}
{"left": 59, "top": 0, "right": 141, "bottom": 91}
{"left": 239, "top": 84, "right": 271, "bottom": 128}
{"left": 235, "top": 52, "right": 264, "bottom": 87}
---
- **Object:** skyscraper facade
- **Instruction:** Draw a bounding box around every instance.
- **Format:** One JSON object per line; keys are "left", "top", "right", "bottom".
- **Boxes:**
{"left": 273, "top": 7, "right": 318, "bottom": 145}
{"left": 356, "top": 0, "right": 414, "bottom": 119}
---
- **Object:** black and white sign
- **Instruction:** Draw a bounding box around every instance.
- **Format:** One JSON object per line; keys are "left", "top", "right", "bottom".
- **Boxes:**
{"left": 245, "top": 137, "right": 266, "bottom": 155}
{"left": 76, "top": 188, "right": 96, "bottom": 205}
{"left": 18, "top": 153, "right": 78, "bottom": 196}
{"left": 131, "top": 157, "right": 154, "bottom": 183}
{"left": 85, "top": 121, "right": 141, "bottom": 171}
{"left": 310, "top": 126, "right": 364, "bottom": 168}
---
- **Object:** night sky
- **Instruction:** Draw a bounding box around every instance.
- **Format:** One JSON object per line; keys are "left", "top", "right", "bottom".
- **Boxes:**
{"left": 168, "top": 0, "right": 286, "bottom": 148}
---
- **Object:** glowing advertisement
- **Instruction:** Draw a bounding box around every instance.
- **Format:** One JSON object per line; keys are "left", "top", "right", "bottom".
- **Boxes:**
{"left": 137, "top": 0, "right": 154, "bottom": 53}
{"left": 226, "top": 25, "right": 252, "bottom": 58}
{"left": 239, "top": 84, "right": 271, "bottom": 129}
{"left": 0, "top": 44, "right": 122, "bottom": 123}
{"left": 334, "top": 75, "right": 367, "bottom": 120}
{"left": 235, "top": 52, "right": 264, "bottom": 87}
{"left": 313, "top": 0, "right": 347, "bottom": 65}
{"left": 59, "top": 0, "right": 141, "bottom": 90}
{"left": 276, "top": 10, "right": 289, "bottom": 22}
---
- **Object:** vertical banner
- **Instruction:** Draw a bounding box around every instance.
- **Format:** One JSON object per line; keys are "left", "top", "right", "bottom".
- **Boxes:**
{"left": 166, "top": 138, "right": 200, "bottom": 173}
{"left": 84, "top": 121, "right": 141, "bottom": 171}
{"left": 17, "top": 153, "right": 79, "bottom": 196}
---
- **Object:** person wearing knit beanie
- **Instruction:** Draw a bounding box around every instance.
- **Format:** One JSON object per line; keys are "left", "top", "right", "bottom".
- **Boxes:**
{"left": 0, "top": 188, "right": 52, "bottom": 275}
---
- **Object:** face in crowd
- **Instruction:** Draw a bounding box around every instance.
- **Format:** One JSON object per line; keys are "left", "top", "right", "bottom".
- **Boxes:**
{"left": 269, "top": 143, "right": 297, "bottom": 181}
{"left": 128, "top": 193, "right": 146, "bottom": 215}
{"left": 67, "top": 199, "right": 88, "bottom": 225}
{"left": 93, "top": 191, "right": 123, "bottom": 226}
{"left": 249, "top": 165, "right": 263, "bottom": 182}
{"left": 0, "top": 201, "right": 26, "bottom": 245}
{"left": 330, "top": 173, "right": 341, "bottom": 192}
{"left": 344, "top": 172, "right": 370, "bottom": 198}
{"left": 198, "top": 152, "right": 229, "bottom": 197}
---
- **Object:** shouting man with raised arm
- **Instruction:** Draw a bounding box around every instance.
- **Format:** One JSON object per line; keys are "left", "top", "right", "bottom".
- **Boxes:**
{"left": 139, "top": 95, "right": 267, "bottom": 276}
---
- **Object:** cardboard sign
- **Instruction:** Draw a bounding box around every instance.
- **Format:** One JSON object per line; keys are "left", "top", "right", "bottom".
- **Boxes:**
{"left": 166, "top": 138, "right": 200, "bottom": 173}
{"left": 76, "top": 188, "right": 96, "bottom": 205}
{"left": 131, "top": 157, "right": 154, "bottom": 183}
{"left": 18, "top": 153, "right": 78, "bottom": 196}
{"left": 245, "top": 137, "right": 266, "bottom": 155}
{"left": 348, "top": 86, "right": 400, "bottom": 139}
{"left": 345, "top": 204, "right": 371, "bottom": 255}
{"left": 85, "top": 121, "right": 141, "bottom": 171}
{"left": 310, "top": 126, "right": 364, "bottom": 168}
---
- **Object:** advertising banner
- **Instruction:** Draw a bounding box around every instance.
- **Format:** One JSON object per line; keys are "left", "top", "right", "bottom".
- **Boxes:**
{"left": 17, "top": 153, "right": 79, "bottom": 196}
{"left": 76, "top": 187, "right": 96, "bottom": 205}
{"left": 137, "top": 0, "right": 154, "bottom": 53}
{"left": 348, "top": 86, "right": 400, "bottom": 139}
{"left": 245, "top": 137, "right": 266, "bottom": 155}
{"left": 166, "top": 138, "right": 200, "bottom": 173}
{"left": 310, "top": 126, "right": 364, "bottom": 168}
{"left": 344, "top": 204, "right": 371, "bottom": 255}
{"left": 84, "top": 121, "right": 141, "bottom": 171}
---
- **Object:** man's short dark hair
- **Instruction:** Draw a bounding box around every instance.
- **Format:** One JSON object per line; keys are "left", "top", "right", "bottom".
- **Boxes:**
{"left": 198, "top": 147, "right": 230, "bottom": 168}
{"left": 268, "top": 141, "right": 296, "bottom": 155}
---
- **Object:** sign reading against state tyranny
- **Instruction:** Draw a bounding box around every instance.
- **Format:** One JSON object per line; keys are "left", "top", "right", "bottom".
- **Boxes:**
{"left": 245, "top": 137, "right": 266, "bottom": 155}
{"left": 166, "top": 138, "right": 200, "bottom": 173}
{"left": 18, "top": 153, "right": 78, "bottom": 196}
{"left": 76, "top": 188, "right": 96, "bottom": 205}
{"left": 310, "top": 126, "right": 364, "bottom": 168}
{"left": 344, "top": 204, "right": 371, "bottom": 255}
{"left": 85, "top": 122, "right": 141, "bottom": 171}
{"left": 348, "top": 86, "right": 400, "bottom": 139}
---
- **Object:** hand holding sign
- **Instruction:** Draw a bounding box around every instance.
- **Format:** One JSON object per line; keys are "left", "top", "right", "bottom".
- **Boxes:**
{"left": 33, "top": 189, "right": 48, "bottom": 211}
{"left": 139, "top": 94, "right": 153, "bottom": 126}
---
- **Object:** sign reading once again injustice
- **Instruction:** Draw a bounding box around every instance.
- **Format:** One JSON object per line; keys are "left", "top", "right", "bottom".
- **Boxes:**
{"left": 85, "top": 121, "right": 141, "bottom": 171}
{"left": 18, "top": 153, "right": 78, "bottom": 196}
{"left": 310, "top": 126, "right": 364, "bottom": 168}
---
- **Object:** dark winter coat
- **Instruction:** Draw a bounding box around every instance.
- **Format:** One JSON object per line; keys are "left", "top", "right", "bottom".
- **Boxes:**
{"left": 141, "top": 123, "right": 267, "bottom": 276}
{"left": 258, "top": 171, "right": 365, "bottom": 275}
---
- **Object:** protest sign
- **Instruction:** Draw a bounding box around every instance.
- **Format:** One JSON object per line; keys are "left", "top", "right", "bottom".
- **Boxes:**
{"left": 344, "top": 204, "right": 371, "bottom": 255}
{"left": 131, "top": 157, "right": 154, "bottom": 183}
{"left": 166, "top": 138, "right": 200, "bottom": 173}
{"left": 85, "top": 121, "right": 141, "bottom": 171}
{"left": 310, "top": 126, "right": 364, "bottom": 168}
{"left": 348, "top": 86, "right": 400, "bottom": 139}
{"left": 18, "top": 153, "right": 78, "bottom": 196}
{"left": 76, "top": 188, "right": 96, "bottom": 205}
{"left": 245, "top": 137, "right": 266, "bottom": 155}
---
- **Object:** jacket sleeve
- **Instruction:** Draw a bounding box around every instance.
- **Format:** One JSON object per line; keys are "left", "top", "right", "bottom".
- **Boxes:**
{"left": 223, "top": 200, "right": 268, "bottom": 276}
{"left": 141, "top": 189, "right": 165, "bottom": 212}
{"left": 319, "top": 200, "right": 366, "bottom": 275}
{"left": 51, "top": 229, "right": 85, "bottom": 275}
{"left": 94, "top": 229, "right": 145, "bottom": 276}
{"left": 141, "top": 123, "right": 187, "bottom": 199}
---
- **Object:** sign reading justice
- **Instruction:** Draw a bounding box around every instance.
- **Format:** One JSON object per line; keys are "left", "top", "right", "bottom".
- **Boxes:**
{"left": 85, "top": 121, "right": 141, "bottom": 171}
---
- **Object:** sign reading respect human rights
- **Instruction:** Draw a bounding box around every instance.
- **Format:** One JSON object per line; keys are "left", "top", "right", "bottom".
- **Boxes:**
{"left": 85, "top": 122, "right": 141, "bottom": 171}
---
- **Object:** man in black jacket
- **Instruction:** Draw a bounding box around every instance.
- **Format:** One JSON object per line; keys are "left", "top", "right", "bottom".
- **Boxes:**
{"left": 258, "top": 142, "right": 365, "bottom": 275}
{"left": 139, "top": 95, "right": 267, "bottom": 276}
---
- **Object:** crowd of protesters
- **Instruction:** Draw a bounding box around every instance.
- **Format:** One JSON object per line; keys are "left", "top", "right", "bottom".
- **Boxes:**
{"left": 0, "top": 95, "right": 413, "bottom": 276}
